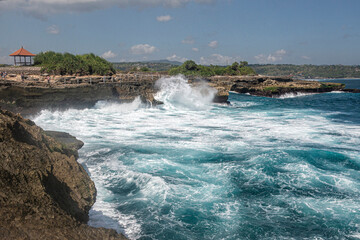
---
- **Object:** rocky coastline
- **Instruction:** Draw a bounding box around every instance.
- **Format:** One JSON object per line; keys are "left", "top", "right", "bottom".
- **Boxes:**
{"left": 0, "top": 72, "right": 357, "bottom": 239}
{"left": 0, "top": 73, "right": 350, "bottom": 116}
{"left": 0, "top": 73, "right": 161, "bottom": 117}
{"left": 205, "top": 75, "right": 347, "bottom": 99}
{"left": 0, "top": 109, "right": 127, "bottom": 239}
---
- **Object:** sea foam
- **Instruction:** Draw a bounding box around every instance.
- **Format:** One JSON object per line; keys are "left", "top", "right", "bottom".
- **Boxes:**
{"left": 33, "top": 77, "right": 360, "bottom": 240}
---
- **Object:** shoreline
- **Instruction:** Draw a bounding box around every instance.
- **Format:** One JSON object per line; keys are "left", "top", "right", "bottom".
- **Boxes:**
{"left": 30, "top": 81, "right": 360, "bottom": 239}
{"left": 1, "top": 74, "right": 358, "bottom": 239}
{"left": 0, "top": 73, "right": 351, "bottom": 117}
{"left": 0, "top": 109, "right": 127, "bottom": 239}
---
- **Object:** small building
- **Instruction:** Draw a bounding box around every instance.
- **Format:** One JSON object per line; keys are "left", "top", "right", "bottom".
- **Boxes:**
{"left": 9, "top": 47, "right": 36, "bottom": 66}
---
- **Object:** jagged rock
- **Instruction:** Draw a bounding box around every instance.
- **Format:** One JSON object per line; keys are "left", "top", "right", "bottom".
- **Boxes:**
{"left": 0, "top": 109, "right": 127, "bottom": 240}
{"left": 206, "top": 75, "right": 345, "bottom": 99}
{"left": 0, "top": 79, "right": 158, "bottom": 117}
{"left": 0, "top": 74, "right": 349, "bottom": 117}
{"left": 44, "top": 131, "right": 84, "bottom": 158}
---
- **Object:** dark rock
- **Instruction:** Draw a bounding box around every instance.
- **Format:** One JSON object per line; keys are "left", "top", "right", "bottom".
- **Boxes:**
{"left": 208, "top": 76, "right": 346, "bottom": 99}
{"left": 0, "top": 109, "right": 127, "bottom": 240}
{"left": 44, "top": 131, "right": 84, "bottom": 158}
{"left": 0, "top": 79, "right": 158, "bottom": 117}
{"left": 343, "top": 89, "right": 360, "bottom": 93}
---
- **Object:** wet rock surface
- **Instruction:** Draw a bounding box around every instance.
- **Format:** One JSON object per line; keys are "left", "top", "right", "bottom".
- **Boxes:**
{"left": 0, "top": 109, "right": 127, "bottom": 240}
{"left": 0, "top": 79, "right": 158, "bottom": 117}
{"left": 0, "top": 74, "right": 347, "bottom": 117}
{"left": 206, "top": 75, "right": 345, "bottom": 99}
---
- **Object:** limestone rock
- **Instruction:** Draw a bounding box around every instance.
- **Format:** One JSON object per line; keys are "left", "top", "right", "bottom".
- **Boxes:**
{"left": 0, "top": 109, "right": 127, "bottom": 240}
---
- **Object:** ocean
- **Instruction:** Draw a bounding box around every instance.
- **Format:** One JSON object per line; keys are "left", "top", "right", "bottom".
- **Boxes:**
{"left": 33, "top": 76, "right": 360, "bottom": 240}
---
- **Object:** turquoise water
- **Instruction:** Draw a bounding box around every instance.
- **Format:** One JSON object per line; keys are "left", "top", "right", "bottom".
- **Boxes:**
{"left": 34, "top": 77, "right": 360, "bottom": 240}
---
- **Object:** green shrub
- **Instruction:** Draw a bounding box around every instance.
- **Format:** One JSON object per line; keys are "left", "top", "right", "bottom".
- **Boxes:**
{"left": 34, "top": 52, "right": 115, "bottom": 75}
{"left": 264, "top": 86, "right": 279, "bottom": 92}
{"left": 140, "top": 66, "right": 150, "bottom": 72}
{"left": 169, "top": 60, "right": 256, "bottom": 77}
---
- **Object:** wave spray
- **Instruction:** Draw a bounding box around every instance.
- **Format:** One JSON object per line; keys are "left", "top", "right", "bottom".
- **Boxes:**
{"left": 155, "top": 75, "right": 217, "bottom": 110}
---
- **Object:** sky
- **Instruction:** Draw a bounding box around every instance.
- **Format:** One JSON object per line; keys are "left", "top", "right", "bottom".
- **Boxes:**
{"left": 0, "top": 0, "right": 360, "bottom": 65}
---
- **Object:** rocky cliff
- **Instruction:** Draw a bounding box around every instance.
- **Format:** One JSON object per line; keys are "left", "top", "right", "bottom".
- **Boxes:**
{"left": 206, "top": 75, "right": 346, "bottom": 99}
{"left": 0, "top": 76, "right": 158, "bottom": 117}
{"left": 0, "top": 74, "right": 350, "bottom": 117}
{"left": 0, "top": 109, "right": 127, "bottom": 240}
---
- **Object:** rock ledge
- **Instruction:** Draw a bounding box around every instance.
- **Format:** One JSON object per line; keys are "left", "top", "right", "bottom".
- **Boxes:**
{"left": 0, "top": 109, "right": 127, "bottom": 240}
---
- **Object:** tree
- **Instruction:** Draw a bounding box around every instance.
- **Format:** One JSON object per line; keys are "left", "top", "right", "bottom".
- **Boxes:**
{"left": 34, "top": 52, "right": 115, "bottom": 75}
{"left": 169, "top": 60, "right": 256, "bottom": 77}
{"left": 184, "top": 60, "right": 198, "bottom": 71}
{"left": 231, "top": 62, "right": 239, "bottom": 71}
{"left": 140, "top": 66, "right": 150, "bottom": 72}
{"left": 240, "top": 61, "right": 248, "bottom": 67}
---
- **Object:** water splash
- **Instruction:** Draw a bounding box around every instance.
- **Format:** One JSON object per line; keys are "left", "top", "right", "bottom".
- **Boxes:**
{"left": 94, "top": 96, "right": 142, "bottom": 112}
{"left": 32, "top": 88, "right": 360, "bottom": 240}
{"left": 155, "top": 75, "right": 217, "bottom": 110}
{"left": 278, "top": 92, "right": 317, "bottom": 99}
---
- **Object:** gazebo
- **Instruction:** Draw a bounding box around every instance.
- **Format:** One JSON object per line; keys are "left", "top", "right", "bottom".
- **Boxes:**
{"left": 9, "top": 47, "right": 36, "bottom": 66}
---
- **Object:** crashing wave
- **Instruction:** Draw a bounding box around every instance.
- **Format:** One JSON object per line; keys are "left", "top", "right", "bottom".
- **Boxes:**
{"left": 154, "top": 75, "right": 217, "bottom": 110}
{"left": 278, "top": 92, "right": 317, "bottom": 99}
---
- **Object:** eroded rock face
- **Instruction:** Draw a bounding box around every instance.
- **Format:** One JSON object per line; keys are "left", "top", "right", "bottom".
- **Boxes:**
{"left": 0, "top": 109, "right": 127, "bottom": 240}
{"left": 0, "top": 75, "right": 348, "bottom": 118}
{"left": 0, "top": 80, "right": 158, "bottom": 117}
{"left": 206, "top": 76, "right": 345, "bottom": 99}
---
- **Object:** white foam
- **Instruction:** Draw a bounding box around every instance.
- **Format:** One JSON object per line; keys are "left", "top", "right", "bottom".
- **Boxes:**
{"left": 278, "top": 92, "right": 317, "bottom": 99}
{"left": 88, "top": 189, "right": 142, "bottom": 239}
{"left": 155, "top": 75, "right": 217, "bottom": 110}
{"left": 31, "top": 77, "right": 360, "bottom": 239}
{"left": 349, "top": 233, "right": 360, "bottom": 239}
{"left": 94, "top": 97, "right": 142, "bottom": 112}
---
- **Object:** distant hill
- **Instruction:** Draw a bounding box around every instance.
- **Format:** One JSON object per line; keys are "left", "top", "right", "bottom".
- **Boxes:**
{"left": 112, "top": 62, "right": 360, "bottom": 78}
{"left": 250, "top": 64, "right": 360, "bottom": 79}
{"left": 146, "top": 59, "right": 182, "bottom": 65}
{"left": 112, "top": 60, "right": 182, "bottom": 72}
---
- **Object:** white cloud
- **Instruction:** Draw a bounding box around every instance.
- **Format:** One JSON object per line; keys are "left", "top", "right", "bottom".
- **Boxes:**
{"left": 46, "top": 25, "right": 59, "bottom": 34}
{"left": 199, "top": 54, "right": 241, "bottom": 66}
{"left": 182, "top": 36, "right": 195, "bottom": 45}
{"left": 156, "top": 15, "right": 172, "bottom": 22}
{"left": 166, "top": 54, "right": 187, "bottom": 62}
{"left": 130, "top": 44, "right": 157, "bottom": 55}
{"left": 101, "top": 50, "right": 117, "bottom": 59}
{"left": 192, "top": 47, "right": 199, "bottom": 52}
{"left": 0, "top": 0, "right": 215, "bottom": 18}
{"left": 301, "top": 55, "right": 311, "bottom": 60}
{"left": 208, "top": 40, "right": 218, "bottom": 48}
{"left": 254, "top": 49, "right": 287, "bottom": 63}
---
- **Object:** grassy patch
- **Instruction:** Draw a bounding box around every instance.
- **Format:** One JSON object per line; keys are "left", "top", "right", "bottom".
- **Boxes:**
{"left": 263, "top": 86, "right": 279, "bottom": 92}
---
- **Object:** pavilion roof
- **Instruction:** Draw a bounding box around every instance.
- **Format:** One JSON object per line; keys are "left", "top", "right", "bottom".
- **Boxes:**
{"left": 9, "top": 47, "right": 36, "bottom": 56}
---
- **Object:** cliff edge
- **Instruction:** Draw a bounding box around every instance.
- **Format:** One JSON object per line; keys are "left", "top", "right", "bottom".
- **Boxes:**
{"left": 0, "top": 109, "right": 126, "bottom": 239}
{"left": 206, "top": 75, "right": 346, "bottom": 99}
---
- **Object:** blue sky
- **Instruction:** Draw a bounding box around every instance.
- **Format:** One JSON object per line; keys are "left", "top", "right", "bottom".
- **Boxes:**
{"left": 0, "top": 0, "right": 359, "bottom": 65}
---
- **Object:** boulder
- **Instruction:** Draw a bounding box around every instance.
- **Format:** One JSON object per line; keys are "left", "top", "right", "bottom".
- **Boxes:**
{"left": 0, "top": 109, "right": 127, "bottom": 240}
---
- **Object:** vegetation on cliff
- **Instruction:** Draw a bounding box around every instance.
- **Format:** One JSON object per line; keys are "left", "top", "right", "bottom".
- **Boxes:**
{"left": 34, "top": 51, "right": 116, "bottom": 75}
{"left": 227, "top": 76, "right": 345, "bottom": 97}
{"left": 113, "top": 60, "right": 180, "bottom": 72}
{"left": 169, "top": 60, "right": 256, "bottom": 77}
{"left": 251, "top": 64, "right": 360, "bottom": 79}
